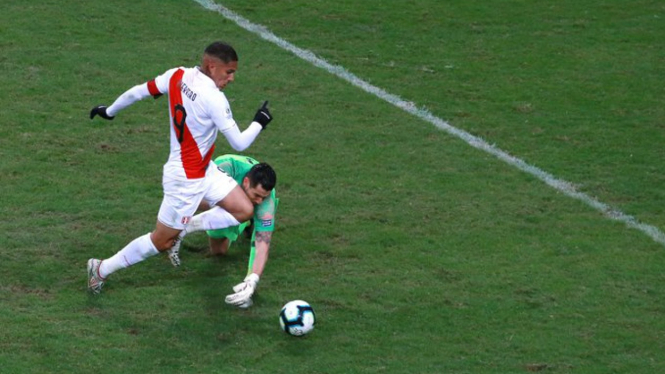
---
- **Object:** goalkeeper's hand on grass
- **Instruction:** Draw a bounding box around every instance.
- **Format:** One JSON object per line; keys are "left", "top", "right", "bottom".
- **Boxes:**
{"left": 90, "top": 105, "right": 115, "bottom": 120}
{"left": 225, "top": 273, "right": 260, "bottom": 309}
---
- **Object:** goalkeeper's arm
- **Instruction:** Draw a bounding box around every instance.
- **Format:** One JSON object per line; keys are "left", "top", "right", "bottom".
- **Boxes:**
{"left": 247, "top": 230, "right": 271, "bottom": 277}
{"left": 224, "top": 230, "right": 273, "bottom": 308}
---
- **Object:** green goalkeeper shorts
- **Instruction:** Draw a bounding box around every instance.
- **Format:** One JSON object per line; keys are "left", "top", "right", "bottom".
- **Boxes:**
{"left": 206, "top": 220, "right": 252, "bottom": 244}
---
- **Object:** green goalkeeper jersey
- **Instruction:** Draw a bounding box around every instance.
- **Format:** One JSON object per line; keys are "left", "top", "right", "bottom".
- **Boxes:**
{"left": 213, "top": 154, "right": 277, "bottom": 232}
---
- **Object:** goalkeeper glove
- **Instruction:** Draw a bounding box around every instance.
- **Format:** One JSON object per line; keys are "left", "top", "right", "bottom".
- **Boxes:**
{"left": 90, "top": 105, "right": 115, "bottom": 120}
{"left": 225, "top": 273, "right": 260, "bottom": 308}
{"left": 252, "top": 101, "right": 273, "bottom": 129}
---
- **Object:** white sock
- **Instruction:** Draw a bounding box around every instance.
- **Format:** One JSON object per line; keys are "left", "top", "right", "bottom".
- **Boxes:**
{"left": 184, "top": 207, "right": 241, "bottom": 234}
{"left": 99, "top": 233, "right": 159, "bottom": 278}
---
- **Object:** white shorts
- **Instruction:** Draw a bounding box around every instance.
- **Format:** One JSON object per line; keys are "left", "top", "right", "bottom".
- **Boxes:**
{"left": 157, "top": 162, "right": 237, "bottom": 229}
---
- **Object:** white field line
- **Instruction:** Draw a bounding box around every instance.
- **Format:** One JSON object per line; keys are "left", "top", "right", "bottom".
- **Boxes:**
{"left": 194, "top": 0, "right": 665, "bottom": 247}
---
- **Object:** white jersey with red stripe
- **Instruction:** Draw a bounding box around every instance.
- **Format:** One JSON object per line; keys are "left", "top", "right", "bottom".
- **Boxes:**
{"left": 105, "top": 66, "right": 263, "bottom": 181}
{"left": 153, "top": 67, "right": 233, "bottom": 180}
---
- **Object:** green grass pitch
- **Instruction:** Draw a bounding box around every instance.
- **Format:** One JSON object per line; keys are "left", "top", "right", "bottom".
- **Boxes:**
{"left": 1, "top": 0, "right": 664, "bottom": 373}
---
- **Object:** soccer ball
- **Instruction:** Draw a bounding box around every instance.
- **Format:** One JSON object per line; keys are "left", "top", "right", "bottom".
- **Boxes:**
{"left": 279, "top": 300, "right": 316, "bottom": 336}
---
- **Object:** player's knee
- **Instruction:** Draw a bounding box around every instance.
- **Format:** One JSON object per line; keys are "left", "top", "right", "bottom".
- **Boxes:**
{"left": 212, "top": 246, "right": 228, "bottom": 256}
{"left": 235, "top": 205, "right": 254, "bottom": 223}
{"left": 150, "top": 232, "right": 178, "bottom": 252}
{"left": 209, "top": 238, "right": 229, "bottom": 256}
{"left": 153, "top": 239, "right": 173, "bottom": 252}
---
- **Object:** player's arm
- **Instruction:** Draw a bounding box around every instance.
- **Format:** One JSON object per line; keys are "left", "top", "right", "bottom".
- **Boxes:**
{"left": 211, "top": 100, "right": 273, "bottom": 151}
{"left": 225, "top": 197, "right": 277, "bottom": 308}
{"left": 223, "top": 229, "right": 272, "bottom": 308}
{"left": 90, "top": 70, "right": 170, "bottom": 120}
{"left": 248, "top": 230, "right": 272, "bottom": 277}
{"left": 245, "top": 196, "right": 277, "bottom": 278}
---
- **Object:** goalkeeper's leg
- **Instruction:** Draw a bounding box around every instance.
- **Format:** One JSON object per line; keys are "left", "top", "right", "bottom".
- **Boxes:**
{"left": 209, "top": 237, "right": 230, "bottom": 256}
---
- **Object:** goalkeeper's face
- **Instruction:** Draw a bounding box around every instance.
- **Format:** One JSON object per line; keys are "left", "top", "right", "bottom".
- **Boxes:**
{"left": 242, "top": 178, "right": 271, "bottom": 205}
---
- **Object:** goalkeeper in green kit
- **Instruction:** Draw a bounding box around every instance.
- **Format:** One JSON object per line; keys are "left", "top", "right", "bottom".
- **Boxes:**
{"left": 168, "top": 154, "right": 278, "bottom": 308}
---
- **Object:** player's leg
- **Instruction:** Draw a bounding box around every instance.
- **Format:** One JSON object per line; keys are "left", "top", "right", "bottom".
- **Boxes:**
{"left": 88, "top": 176, "right": 202, "bottom": 293}
{"left": 184, "top": 166, "right": 252, "bottom": 234}
{"left": 151, "top": 222, "right": 182, "bottom": 250}
{"left": 89, "top": 223, "right": 182, "bottom": 293}
{"left": 209, "top": 237, "right": 230, "bottom": 256}
{"left": 178, "top": 200, "right": 246, "bottom": 235}
{"left": 206, "top": 220, "right": 249, "bottom": 256}
{"left": 210, "top": 163, "right": 253, "bottom": 222}
{"left": 88, "top": 224, "right": 171, "bottom": 294}
{"left": 167, "top": 166, "right": 250, "bottom": 266}
{"left": 168, "top": 199, "right": 247, "bottom": 266}
{"left": 216, "top": 186, "right": 253, "bottom": 223}
{"left": 96, "top": 222, "right": 178, "bottom": 277}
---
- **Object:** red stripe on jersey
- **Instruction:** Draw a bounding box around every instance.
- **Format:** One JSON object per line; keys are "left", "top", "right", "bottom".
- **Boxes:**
{"left": 168, "top": 69, "right": 213, "bottom": 179}
{"left": 147, "top": 79, "right": 160, "bottom": 96}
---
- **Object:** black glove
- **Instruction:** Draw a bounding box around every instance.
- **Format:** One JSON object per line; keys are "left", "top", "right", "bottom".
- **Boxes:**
{"left": 253, "top": 101, "right": 273, "bottom": 129}
{"left": 90, "top": 105, "right": 115, "bottom": 120}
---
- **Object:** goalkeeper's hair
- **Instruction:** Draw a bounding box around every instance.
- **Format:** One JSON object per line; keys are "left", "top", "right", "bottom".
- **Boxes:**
{"left": 204, "top": 41, "right": 238, "bottom": 63}
{"left": 246, "top": 163, "right": 276, "bottom": 191}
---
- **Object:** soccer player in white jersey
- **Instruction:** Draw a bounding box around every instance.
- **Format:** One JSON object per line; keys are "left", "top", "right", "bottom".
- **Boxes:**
{"left": 86, "top": 41, "right": 274, "bottom": 294}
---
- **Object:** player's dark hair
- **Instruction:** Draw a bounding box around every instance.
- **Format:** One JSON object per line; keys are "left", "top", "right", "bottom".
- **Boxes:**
{"left": 247, "top": 163, "right": 276, "bottom": 191}
{"left": 204, "top": 41, "right": 238, "bottom": 63}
